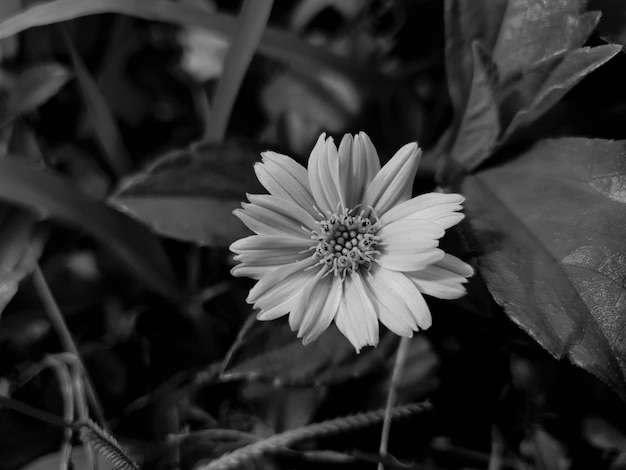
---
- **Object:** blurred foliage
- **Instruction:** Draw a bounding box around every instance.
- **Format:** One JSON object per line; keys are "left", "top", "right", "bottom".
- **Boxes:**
{"left": 0, "top": 1, "right": 625, "bottom": 470}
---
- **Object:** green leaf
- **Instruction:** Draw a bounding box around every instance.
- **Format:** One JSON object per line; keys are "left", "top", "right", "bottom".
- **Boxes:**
{"left": 0, "top": 156, "right": 179, "bottom": 299}
{"left": 502, "top": 44, "right": 621, "bottom": 141}
{"left": 448, "top": 43, "right": 500, "bottom": 170}
{"left": 443, "top": 0, "right": 508, "bottom": 115}
{"left": 110, "top": 141, "right": 265, "bottom": 247}
{"left": 459, "top": 138, "right": 626, "bottom": 399}
{"left": 444, "top": 0, "right": 620, "bottom": 170}
{"left": 492, "top": 1, "right": 592, "bottom": 80}
{"left": 3, "top": 63, "right": 70, "bottom": 125}
{"left": 221, "top": 319, "right": 397, "bottom": 386}
{"left": 66, "top": 36, "right": 132, "bottom": 177}
{"left": 0, "top": 0, "right": 373, "bottom": 88}
{"left": 0, "top": 207, "right": 38, "bottom": 315}
{"left": 589, "top": 0, "right": 626, "bottom": 48}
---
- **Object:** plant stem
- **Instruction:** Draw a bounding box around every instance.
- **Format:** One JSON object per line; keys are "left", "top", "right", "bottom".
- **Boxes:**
{"left": 378, "top": 336, "right": 411, "bottom": 470}
{"left": 32, "top": 262, "right": 107, "bottom": 429}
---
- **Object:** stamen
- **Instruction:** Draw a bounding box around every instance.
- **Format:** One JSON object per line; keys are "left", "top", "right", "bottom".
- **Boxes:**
{"left": 308, "top": 208, "right": 380, "bottom": 280}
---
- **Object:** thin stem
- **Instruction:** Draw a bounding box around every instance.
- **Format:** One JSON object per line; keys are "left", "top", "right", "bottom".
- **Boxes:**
{"left": 0, "top": 395, "right": 71, "bottom": 428}
{"left": 48, "top": 359, "right": 75, "bottom": 470}
{"left": 32, "top": 262, "right": 107, "bottom": 429}
{"left": 202, "top": 0, "right": 273, "bottom": 142}
{"left": 378, "top": 336, "right": 412, "bottom": 470}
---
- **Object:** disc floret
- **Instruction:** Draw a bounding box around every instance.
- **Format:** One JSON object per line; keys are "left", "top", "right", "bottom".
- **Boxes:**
{"left": 311, "top": 210, "right": 381, "bottom": 278}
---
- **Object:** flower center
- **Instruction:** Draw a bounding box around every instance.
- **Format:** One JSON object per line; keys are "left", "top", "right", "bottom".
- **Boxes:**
{"left": 310, "top": 210, "right": 380, "bottom": 278}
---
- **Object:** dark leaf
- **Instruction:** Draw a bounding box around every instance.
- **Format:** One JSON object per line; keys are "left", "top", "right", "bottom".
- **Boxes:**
{"left": 589, "top": 0, "right": 626, "bottom": 48}
{"left": 221, "top": 318, "right": 396, "bottom": 386}
{"left": 0, "top": 207, "right": 38, "bottom": 315}
{"left": 443, "top": 0, "right": 507, "bottom": 114}
{"left": 502, "top": 44, "right": 621, "bottom": 142}
{"left": 459, "top": 138, "right": 626, "bottom": 399}
{"left": 4, "top": 63, "right": 70, "bottom": 124}
{"left": 111, "top": 141, "right": 265, "bottom": 247}
{"left": 448, "top": 43, "right": 500, "bottom": 170}
{"left": 66, "top": 37, "right": 132, "bottom": 177}
{"left": 492, "top": 1, "right": 591, "bottom": 80}
{"left": 0, "top": 156, "right": 179, "bottom": 299}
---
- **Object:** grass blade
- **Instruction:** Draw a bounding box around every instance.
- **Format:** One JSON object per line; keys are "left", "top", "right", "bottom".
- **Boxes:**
{"left": 0, "top": 0, "right": 374, "bottom": 87}
{"left": 65, "top": 33, "right": 133, "bottom": 177}
{"left": 204, "top": 0, "right": 273, "bottom": 142}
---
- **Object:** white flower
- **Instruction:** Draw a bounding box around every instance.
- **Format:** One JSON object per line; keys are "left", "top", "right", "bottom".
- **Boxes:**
{"left": 230, "top": 132, "right": 473, "bottom": 352}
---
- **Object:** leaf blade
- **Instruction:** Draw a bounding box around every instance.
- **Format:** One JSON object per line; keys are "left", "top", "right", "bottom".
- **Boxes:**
{"left": 0, "top": 157, "right": 179, "bottom": 299}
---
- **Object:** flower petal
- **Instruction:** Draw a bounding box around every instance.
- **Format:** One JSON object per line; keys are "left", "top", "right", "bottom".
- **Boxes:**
{"left": 334, "top": 273, "right": 379, "bottom": 352}
{"left": 246, "top": 257, "right": 317, "bottom": 306}
{"left": 362, "top": 142, "right": 421, "bottom": 215}
{"left": 366, "top": 266, "right": 432, "bottom": 330}
{"left": 231, "top": 264, "right": 280, "bottom": 279}
{"left": 380, "top": 193, "right": 465, "bottom": 226}
{"left": 308, "top": 134, "right": 343, "bottom": 214}
{"left": 234, "top": 248, "right": 305, "bottom": 265}
{"left": 407, "top": 254, "right": 474, "bottom": 300}
{"left": 337, "top": 132, "right": 381, "bottom": 209}
{"left": 246, "top": 194, "right": 318, "bottom": 231}
{"left": 297, "top": 275, "right": 342, "bottom": 344}
{"left": 377, "top": 219, "right": 445, "bottom": 271}
{"left": 363, "top": 268, "right": 416, "bottom": 337}
{"left": 230, "top": 235, "right": 312, "bottom": 253}
{"left": 255, "top": 151, "right": 318, "bottom": 217}
{"left": 234, "top": 202, "right": 310, "bottom": 238}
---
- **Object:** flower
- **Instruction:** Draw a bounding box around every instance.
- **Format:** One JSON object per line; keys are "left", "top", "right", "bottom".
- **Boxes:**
{"left": 230, "top": 132, "right": 473, "bottom": 352}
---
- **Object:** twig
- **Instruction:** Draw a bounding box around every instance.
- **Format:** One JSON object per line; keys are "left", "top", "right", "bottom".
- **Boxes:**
{"left": 378, "top": 336, "right": 412, "bottom": 470}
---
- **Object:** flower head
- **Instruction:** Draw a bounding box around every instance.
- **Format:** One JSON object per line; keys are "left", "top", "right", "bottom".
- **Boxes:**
{"left": 230, "top": 132, "right": 473, "bottom": 352}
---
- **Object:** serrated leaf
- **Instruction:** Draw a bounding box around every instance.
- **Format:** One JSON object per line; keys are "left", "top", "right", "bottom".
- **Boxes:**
{"left": 459, "top": 138, "right": 626, "bottom": 399}
{"left": 111, "top": 141, "right": 265, "bottom": 247}
{"left": 0, "top": 156, "right": 179, "bottom": 299}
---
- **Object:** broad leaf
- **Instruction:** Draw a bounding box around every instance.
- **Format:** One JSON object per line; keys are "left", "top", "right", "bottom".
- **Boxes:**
{"left": 0, "top": 156, "right": 179, "bottom": 299}
{"left": 111, "top": 141, "right": 265, "bottom": 247}
{"left": 459, "top": 138, "right": 626, "bottom": 398}
{"left": 444, "top": 0, "right": 620, "bottom": 171}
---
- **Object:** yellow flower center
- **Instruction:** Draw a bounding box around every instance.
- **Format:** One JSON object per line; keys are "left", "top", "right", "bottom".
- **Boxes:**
{"left": 311, "top": 210, "right": 380, "bottom": 278}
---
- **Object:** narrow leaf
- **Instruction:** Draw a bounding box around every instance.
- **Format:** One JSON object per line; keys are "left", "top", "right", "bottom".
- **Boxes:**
{"left": 4, "top": 63, "right": 70, "bottom": 124}
{"left": 0, "top": 156, "right": 179, "bottom": 299}
{"left": 204, "top": 0, "right": 273, "bottom": 142}
{"left": 0, "top": 0, "right": 372, "bottom": 87}
{"left": 66, "top": 36, "right": 132, "bottom": 177}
